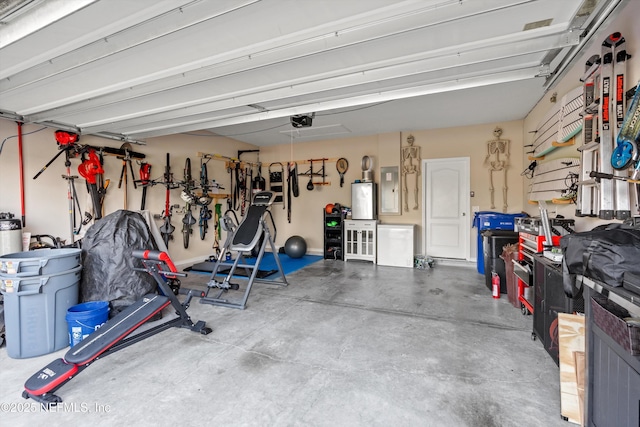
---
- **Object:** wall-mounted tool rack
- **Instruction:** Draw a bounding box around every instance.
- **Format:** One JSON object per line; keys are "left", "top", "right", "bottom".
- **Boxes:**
{"left": 297, "top": 158, "right": 330, "bottom": 187}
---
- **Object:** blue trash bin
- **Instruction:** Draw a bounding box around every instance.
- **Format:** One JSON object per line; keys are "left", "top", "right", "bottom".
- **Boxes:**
{"left": 473, "top": 212, "right": 526, "bottom": 275}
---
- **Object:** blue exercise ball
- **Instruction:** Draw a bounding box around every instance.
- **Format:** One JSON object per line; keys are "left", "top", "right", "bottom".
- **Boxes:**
{"left": 284, "top": 235, "right": 307, "bottom": 258}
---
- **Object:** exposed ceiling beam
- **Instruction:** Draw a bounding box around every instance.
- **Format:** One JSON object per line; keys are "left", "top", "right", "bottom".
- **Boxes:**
{"left": 0, "top": 0, "right": 97, "bottom": 49}
{"left": 125, "top": 66, "right": 543, "bottom": 139}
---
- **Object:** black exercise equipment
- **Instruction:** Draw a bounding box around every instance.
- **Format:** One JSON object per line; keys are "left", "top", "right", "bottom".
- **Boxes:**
{"left": 268, "top": 162, "right": 284, "bottom": 205}
{"left": 284, "top": 235, "right": 307, "bottom": 259}
{"left": 22, "top": 250, "right": 211, "bottom": 405}
{"left": 201, "top": 191, "right": 288, "bottom": 309}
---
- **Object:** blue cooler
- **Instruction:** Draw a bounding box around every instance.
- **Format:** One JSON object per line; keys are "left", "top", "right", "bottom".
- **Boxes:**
{"left": 473, "top": 212, "right": 526, "bottom": 275}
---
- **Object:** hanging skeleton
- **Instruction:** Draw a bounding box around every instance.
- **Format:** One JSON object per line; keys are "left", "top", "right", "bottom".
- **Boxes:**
{"left": 401, "top": 134, "right": 421, "bottom": 211}
{"left": 484, "top": 127, "right": 510, "bottom": 212}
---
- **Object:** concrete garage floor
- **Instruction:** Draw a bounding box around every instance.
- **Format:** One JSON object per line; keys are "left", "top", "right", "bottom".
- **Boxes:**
{"left": 0, "top": 259, "right": 569, "bottom": 427}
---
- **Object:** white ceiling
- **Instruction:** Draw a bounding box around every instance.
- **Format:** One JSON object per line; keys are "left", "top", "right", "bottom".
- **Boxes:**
{"left": 0, "top": 0, "right": 627, "bottom": 147}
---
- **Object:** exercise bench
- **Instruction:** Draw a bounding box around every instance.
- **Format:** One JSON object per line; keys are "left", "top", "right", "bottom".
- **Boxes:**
{"left": 22, "top": 250, "right": 211, "bottom": 405}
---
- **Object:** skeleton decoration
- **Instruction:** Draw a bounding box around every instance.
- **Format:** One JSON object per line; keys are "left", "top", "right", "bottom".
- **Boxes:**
{"left": 401, "top": 134, "right": 421, "bottom": 211}
{"left": 484, "top": 127, "right": 510, "bottom": 212}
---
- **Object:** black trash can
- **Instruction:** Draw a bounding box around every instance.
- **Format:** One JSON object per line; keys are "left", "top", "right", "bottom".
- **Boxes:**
{"left": 482, "top": 230, "right": 519, "bottom": 294}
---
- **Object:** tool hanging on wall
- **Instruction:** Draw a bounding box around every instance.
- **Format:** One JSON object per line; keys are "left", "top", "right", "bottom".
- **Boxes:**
{"left": 96, "top": 150, "right": 109, "bottom": 218}
{"left": 246, "top": 163, "right": 253, "bottom": 202}
{"left": 34, "top": 130, "right": 83, "bottom": 243}
{"left": 298, "top": 158, "right": 328, "bottom": 190}
{"left": 179, "top": 158, "right": 198, "bottom": 249}
{"left": 33, "top": 134, "right": 145, "bottom": 229}
{"left": 252, "top": 162, "right": 266, "bottom": 195}
{"left": 232, "top": 163, "right": 241, "bottom": 211}
{"left": 77, "top": 149, "right": 105, "bottom": 220}
{"left": 336, "top": 158, "right": 348, "bottom": 187}
{"left": 59, "top": 132, "right": 83, "bottom": 243}
{"left": 239, "top": 167, "right": 247, "bottom": 216}
{"left": 521, "top": 160, "right": 537, "bottom": 179}
{"left": 154, "top": 153, "right": 180, "bottom": 248}
{"left": 117, "top": 143, "right": 137, "bottom": 209}
{"left": 287, "top": 162, "right": 298, "bottom": 223}
{"left": 16, "top": 123, "right": 25, "bottom": 227}
{"left": 269, "top": 162, "right": 285, "bottom": 206}
{"left": 307, "top": 161, "right": 314, "bottom": 191}
{"left": 32, "top": 130, "right": 79, "bottom": 180}
{"left": 291, "top": 162, "right": 299, "bottom": 198}
{"left": 212, "top": 203, "right": 222, "bottom": 258}
{"left": 228, "top": 161, "right": 234, "bottom": 211}
{"left": 237, "top": 149, "right": 260, "bottom": 216}
{"left": 196, "top": 157, "right": 213, "bottom": 241}
{"left": 137, "top": 162, "right": 152, "bottom": 210}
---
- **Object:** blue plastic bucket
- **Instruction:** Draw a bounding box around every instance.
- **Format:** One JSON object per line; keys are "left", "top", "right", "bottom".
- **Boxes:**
{"left": 66, "top": 301, "right": 110, "bottom": 347}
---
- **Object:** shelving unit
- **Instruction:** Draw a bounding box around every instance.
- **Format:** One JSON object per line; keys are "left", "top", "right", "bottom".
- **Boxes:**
{"left": 323, "top": 210, "right": 343, "bottom": 260}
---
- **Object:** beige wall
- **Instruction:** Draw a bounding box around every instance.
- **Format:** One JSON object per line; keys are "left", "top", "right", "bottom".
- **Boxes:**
{"left": 258, "top": 121, "right": 524, "bottom": 261}
{"left": 0, "top": 119, "right": 523, "bottom": 265}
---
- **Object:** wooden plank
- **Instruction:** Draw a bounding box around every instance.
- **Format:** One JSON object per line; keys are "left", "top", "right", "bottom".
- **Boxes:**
{"left": 198, "top": 151, "right": 341, "bottom": 167}
{"left": 574, "top": 351, "right": 586, "bottom": 427}
{"left": 558, "top": 313, "right": 586, "bottom": 425}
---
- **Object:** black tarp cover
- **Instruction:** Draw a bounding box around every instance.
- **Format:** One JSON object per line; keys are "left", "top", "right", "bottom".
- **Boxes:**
{"left": 81, "top": 210, "right": 158, "bottom": 313}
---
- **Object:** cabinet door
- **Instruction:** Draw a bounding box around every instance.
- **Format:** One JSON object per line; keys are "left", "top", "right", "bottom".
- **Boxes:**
{"left": 361, "top": 228, "right": 374, "bottom": 256}
{"left": 345, "top": 228, "right": 357, "bottom": 255}
{"left": 591, "top": 329, "right": 640, "bottom": 427}
{"left": 532, "top": 259, "right": 545, "bottom": 341}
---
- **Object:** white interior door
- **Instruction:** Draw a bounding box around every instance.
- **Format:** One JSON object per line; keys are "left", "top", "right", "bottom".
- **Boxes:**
{"left": 423, "top": 157, "right": 470, "bottom": 259}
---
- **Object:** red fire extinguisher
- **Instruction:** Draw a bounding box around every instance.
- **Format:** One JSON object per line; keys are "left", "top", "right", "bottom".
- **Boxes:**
{"left": 492, "top": 272, "right": 500, "bottom": 299}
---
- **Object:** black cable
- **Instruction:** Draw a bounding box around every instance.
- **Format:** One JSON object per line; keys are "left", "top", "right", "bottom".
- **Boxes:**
{"left": 0, "top": 126, "right": 47, "bottom": 156}
{"left": 521, "top": 160, "right": 537, "bottom": 179}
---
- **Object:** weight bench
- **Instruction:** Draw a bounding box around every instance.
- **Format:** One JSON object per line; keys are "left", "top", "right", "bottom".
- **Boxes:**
{"left": 200, "top": 191, "right": 288, "bottom": 309}
{"left": 22, "top": 250, "right": 211, "bottom": 405}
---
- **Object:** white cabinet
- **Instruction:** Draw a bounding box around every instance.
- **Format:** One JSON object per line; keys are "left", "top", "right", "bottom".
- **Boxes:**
{"left": 344, "top": 220, "right": 378, "bottom": 263}
{"left": 377, "top": 224, "right": 415, "bottom": 268}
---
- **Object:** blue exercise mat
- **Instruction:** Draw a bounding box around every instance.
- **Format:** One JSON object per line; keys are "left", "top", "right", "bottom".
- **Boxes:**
{"left": 186, "top": 252, "right": 322, "bottom": 279}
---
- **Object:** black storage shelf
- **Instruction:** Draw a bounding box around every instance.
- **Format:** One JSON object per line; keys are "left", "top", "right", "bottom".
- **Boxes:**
{"left": 324, "top": 211, "right": 344, "bottom": 260}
